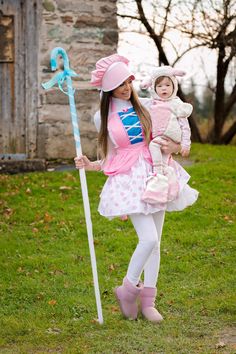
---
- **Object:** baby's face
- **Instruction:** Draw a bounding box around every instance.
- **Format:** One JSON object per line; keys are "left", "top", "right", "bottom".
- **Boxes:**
{"left": 155, "top": 77, "right": 173, "bottom": 99}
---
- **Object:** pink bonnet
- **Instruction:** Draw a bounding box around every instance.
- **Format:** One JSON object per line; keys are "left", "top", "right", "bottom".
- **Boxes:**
{"left": 90, "top": 54, "right": 135, "bottom": 92}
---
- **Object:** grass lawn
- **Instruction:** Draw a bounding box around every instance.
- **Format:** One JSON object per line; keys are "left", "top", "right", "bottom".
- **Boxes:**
{"left": 0, "top": 143, "right": 235, "bottom": 354}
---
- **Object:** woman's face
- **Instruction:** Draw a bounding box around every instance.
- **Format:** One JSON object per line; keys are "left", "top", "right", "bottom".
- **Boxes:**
{"left": 112, "top": 77, "right": 133, "bottom": 100}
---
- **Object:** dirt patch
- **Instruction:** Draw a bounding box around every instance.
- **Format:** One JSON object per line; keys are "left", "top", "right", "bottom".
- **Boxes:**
{"left": 217, "top": 327, "right": 236, "bottom": 352}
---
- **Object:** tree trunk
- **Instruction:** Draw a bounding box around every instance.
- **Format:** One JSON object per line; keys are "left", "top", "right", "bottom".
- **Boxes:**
{"left": 209, "top": 46, "right": 226, "bottom": 143}
{"left": 221, "top": 121, "right": 236, "bottom": 144}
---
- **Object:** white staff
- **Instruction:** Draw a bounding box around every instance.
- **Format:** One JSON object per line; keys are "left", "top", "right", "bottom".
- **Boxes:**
{"left": 42, "top": 47, "right": 103, "bottom": 324}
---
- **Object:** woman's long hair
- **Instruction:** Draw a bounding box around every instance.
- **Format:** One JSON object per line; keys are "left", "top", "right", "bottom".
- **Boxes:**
{"left": 98, "top": 86, "right": 152, "bottom": 159}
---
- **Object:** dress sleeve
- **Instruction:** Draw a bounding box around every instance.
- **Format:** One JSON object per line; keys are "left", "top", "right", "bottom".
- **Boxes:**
{"left": 176, "top": 99, "right": 193, "bottom": 118}
{"left": 94, "top": 110, "right": 101, "bottom": 132}
{"left": 179, "top": 118, "right": 191, "bottom": 149}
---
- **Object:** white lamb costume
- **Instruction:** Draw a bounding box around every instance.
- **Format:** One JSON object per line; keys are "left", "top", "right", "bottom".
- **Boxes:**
{"left": 141, "top": 66, "right": 193, "bottom": 204}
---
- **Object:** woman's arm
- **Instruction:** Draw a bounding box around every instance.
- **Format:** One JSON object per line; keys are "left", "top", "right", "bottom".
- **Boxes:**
{"left": 158, "top": 137, "right": 181, "bottom": 155}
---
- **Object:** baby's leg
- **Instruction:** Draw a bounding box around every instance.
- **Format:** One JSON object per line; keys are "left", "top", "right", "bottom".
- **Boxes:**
{"left": 142, "top": 138, "right": 169, "bottom": 204}
{"left": 149, "top": 137, "right": 164, "bottom": 174}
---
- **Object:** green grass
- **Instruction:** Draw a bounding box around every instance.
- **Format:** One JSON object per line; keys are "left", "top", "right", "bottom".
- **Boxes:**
{"left": 0, "top": 144, "right": 235, "bottom": 354}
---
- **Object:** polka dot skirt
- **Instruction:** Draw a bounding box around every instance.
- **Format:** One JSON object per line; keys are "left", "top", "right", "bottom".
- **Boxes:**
{"left": 98, "top": 156, "right": 198, "bottom": 219}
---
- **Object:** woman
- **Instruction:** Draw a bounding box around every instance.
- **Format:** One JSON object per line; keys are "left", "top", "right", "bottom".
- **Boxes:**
{"left": 75, "top": 54, "right": 198, "bottom": 322}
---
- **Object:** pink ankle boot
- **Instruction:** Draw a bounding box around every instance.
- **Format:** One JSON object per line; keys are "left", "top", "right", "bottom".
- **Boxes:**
{"left": 164, "top": 166, "right": 179, "bottom": 202}
{"left": 115, "top": 277, "right": 142, "bottom": 320}
{"left": 140, "top": 287, "right": 163, "bottom": 323}
{"left": 141, "top": 174, "right": 169, "bottom": 204}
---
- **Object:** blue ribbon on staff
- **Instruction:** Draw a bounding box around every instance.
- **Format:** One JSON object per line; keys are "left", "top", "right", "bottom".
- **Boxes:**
{"left": 42, "top": 68, "right": 78, "bottom": 94}
{"left": 42, "top": 47, "right": 103, "bottom": 325}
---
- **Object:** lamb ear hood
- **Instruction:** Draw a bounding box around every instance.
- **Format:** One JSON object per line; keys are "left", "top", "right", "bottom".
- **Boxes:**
{"left": 151, "top": 66, "right": 186, "bottom": 100}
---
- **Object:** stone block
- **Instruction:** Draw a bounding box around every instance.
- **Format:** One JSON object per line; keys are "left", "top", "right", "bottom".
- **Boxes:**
{"left": 43, "top": 0, "right": 55, "bottom": 12}
{"left": 39, "top": 105, "right": 71, "bottom": 123}
{"left": 61, "top": 16, "right": 74, "bottom": 24}
{"left": 41, "top": 121, "right": 97, "bottom": 159}
{"left": 100, "top": 5, "right": 116, "bottom": 14}
{"left": 102, "top": 30, "right": 118, "bottom": 45}
{"left": 74, "top": 15, "right": 103, "bottom": 28}
{"left": 57, "top": 0, "right": 93, "bottom": 13}
{"left": 44, "top": 91, "right": 69, "bottom": 105}
{"left": 63, "top": 28, "right": 104, "bottom": 44}
{"left": 0, "top": 159, "right": 46, "bottom": 174}
{"left": 47, "top": 25, "right": 64, "bottom": 40}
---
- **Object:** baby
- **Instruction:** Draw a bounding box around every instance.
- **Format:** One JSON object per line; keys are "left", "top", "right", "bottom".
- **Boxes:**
{"left": 141, "top": 66, "right": 193, "bottom": 204}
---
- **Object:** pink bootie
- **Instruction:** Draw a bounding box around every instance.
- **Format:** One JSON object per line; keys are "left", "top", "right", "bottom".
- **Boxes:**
{"left": 115, "top": 277, "right": 142, "bottom": 320}
{"left": 141, "top": 174, "right": 169, "bottom": 204}
{"left": 140, "top": 287, "right": 163, "bottom": 323}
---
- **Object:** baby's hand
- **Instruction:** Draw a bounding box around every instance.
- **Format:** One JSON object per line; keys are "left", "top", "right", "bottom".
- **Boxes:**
{"left": 181, "top": 147, "right": 190, "bottom": 157}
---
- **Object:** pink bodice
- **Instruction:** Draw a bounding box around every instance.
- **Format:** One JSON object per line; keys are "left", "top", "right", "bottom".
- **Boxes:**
{"left": 102, "top": 107, "right": 152, "bottom": 176}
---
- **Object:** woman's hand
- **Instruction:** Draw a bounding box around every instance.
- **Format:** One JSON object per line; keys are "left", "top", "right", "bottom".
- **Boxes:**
{"left": 158, "top": 137, "right": 181, "bottom": 155}
{"left": 74, "top": 156, "right": 101, "bottom": 171}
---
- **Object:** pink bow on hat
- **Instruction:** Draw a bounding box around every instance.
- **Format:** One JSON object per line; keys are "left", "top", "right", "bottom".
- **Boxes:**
{"left": 90, "top": 53, "right": 135, "bottom": 92}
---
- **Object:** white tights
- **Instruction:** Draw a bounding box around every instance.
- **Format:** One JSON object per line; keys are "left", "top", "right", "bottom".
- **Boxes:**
{"left": 126, "top": 211, "right": 165, "bottom": 288}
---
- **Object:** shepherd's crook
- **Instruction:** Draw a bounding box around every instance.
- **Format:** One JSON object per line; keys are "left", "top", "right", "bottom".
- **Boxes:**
{"left": 42, "top": 47, "right": 103, "bottom": 324}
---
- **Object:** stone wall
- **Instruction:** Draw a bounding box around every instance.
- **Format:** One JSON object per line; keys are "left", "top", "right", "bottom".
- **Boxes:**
{"left": 38, "top": 0, "right": 118, "bottom": 159}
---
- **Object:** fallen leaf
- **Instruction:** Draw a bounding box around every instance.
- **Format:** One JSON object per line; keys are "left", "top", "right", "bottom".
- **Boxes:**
{"left": 223, "top": 215, "right": 233, "bottom": 223}
{"left": 3, "top": 208, "right": 14, "bottom": 218}
{"left": 17, "top": 267, "right": 24, "bottom": 273}
{"left": 49, "top": 269, "right": 64, "bottom": 276}
{"left": 91, "top": 318, "right": 99, "bottom": 324}
{"left": 46, "top": 327, "right": 61, "bottom": 334}
{"left": 215, "top": 341, "right": 226, "bottom": 348}
{"left": 36, "top": 293, "right": 44, "bottom": 300}
{"left": 167, "top": 300, "right": 174, "bottom": 306}
{"left": 108, "top": 264, "right": 115, "bottom": 271}
{"left": 59, "top": 186, "right": 72, "bottom": 190}
{"left": 44, "top": 212, "right": 53, "bottom": 223}
{"left": 110, "top": 305, "right": 119, "bottom": 313}
{"left": 48, "top": 299, "right": 57, "bottom": 306}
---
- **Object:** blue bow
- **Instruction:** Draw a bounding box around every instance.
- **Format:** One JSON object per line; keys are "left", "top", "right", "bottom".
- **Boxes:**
{"left": 42, "top": 68, "right": 78, "bottom": 95}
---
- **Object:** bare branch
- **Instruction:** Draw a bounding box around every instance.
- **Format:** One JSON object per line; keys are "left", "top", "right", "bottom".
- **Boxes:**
{"left": 160, "top": 0, "right": 172, "bottom": 38}
{"left": 117, "top": 13, "right": 140, "bottom": 21}
{"left": 135, "top": 0, "right": 169, "bottom": 65}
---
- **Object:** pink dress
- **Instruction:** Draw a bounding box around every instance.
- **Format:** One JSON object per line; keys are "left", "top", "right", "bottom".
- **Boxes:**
{"left": 96, "top": 98, "right": 198, "bottom": 219}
